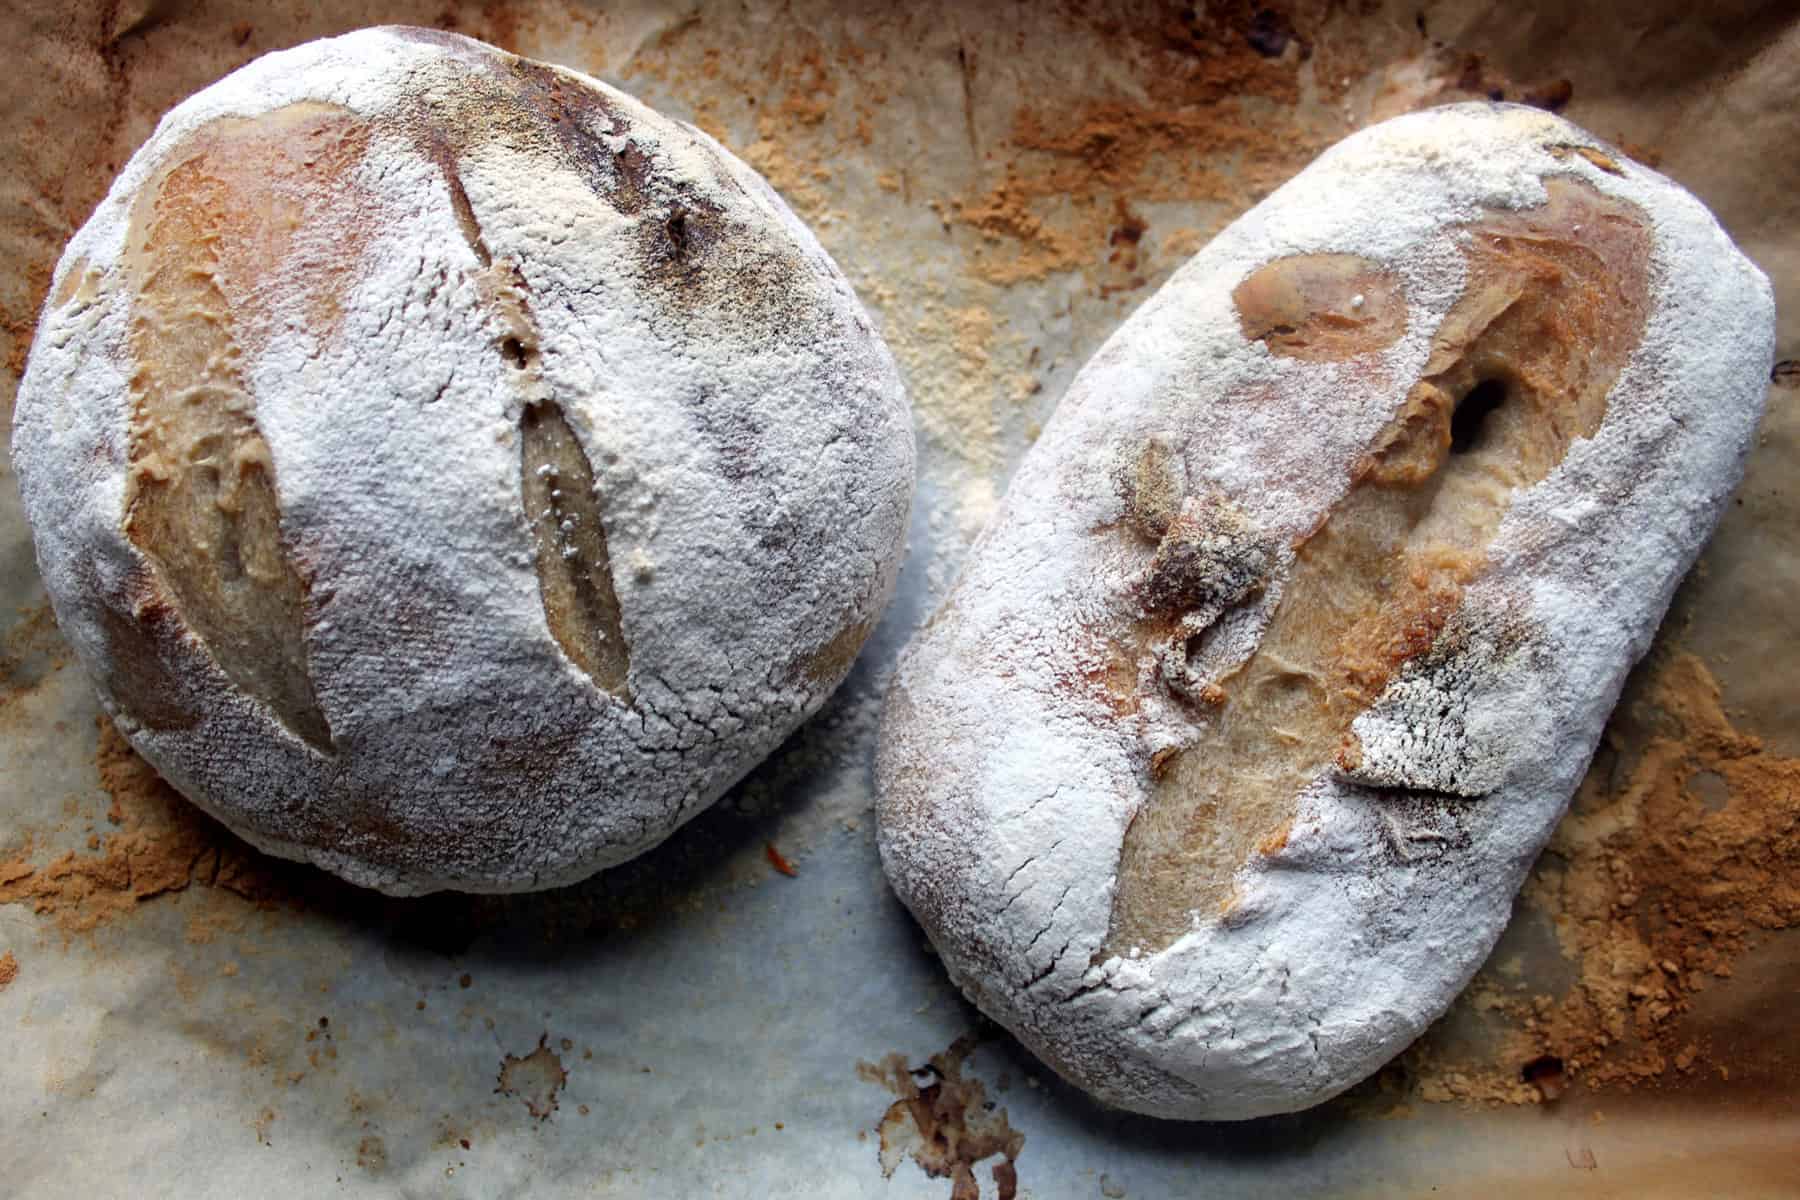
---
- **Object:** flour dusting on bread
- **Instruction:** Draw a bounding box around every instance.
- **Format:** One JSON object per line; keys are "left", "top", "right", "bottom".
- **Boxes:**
{"left": 876, "top": 103, "right": 1774, "bottom": 1120}
{"left": 13, "top": 28, "right": 914, "bottom": 895}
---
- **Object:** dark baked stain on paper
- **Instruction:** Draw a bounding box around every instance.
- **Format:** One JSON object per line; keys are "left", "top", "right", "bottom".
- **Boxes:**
{"left": 858, "top": 1034, "right": 1024, "bottom": 1200}
{"left": 497, "top": 1034, "right": 568, "bottom": 1121}
{"left": 355, "top": 1134, "right": 387, "bottom": 1173}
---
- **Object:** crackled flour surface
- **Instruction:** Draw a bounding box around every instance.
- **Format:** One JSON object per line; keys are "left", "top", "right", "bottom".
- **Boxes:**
{"left": 1372, "top": 646, "right": 1800, "bottom": 1108}
{"left": 1, "top": 0, "right": 1798, "bottom": 1192}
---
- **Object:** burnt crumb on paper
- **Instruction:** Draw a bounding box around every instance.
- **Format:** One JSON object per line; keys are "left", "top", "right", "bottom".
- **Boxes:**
{"left": 1243, "top": 7, "right": 1302, "bottom": 60}
{"left": 765, "top": 841, "right": 798, "bottom": 877}
{"left": 0, "top": 717, "right": 295, "bottom": 938}
{"left": 857, "top": 1034, "right": 1024, "bottom": 1200}
{"left": 355, "top": 1134, "right": 386, "bottom": 1173}
{"left": 497, "top": 1034, "right": 569, "bottom": 1121}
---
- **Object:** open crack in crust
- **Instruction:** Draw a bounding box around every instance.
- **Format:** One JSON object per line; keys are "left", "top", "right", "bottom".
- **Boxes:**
{"left": 1102, "top": 176, "right": 1654, "bottom": 954}
{"left": 420, "top": 131, "right": 634, "bottom": 702}
{"left": 118, "top": 102, "right": 375, "bottom": 754}
{"left": 112, "top": 90, "right": 644, "bottom": 744}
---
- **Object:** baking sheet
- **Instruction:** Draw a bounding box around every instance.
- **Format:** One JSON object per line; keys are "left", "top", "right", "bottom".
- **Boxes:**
{"left": 2, "top": 2, "right": 1796, "bottom": 1196}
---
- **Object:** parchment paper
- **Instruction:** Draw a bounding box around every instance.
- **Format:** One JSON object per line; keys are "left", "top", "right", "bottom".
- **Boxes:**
{"left": 2, "top": 3, "right": 1795, "bottom": 1197}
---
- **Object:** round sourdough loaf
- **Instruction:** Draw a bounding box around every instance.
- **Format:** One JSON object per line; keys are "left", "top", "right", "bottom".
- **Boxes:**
{"left": 13, "top": 27, "right": 913, "bottom": 895}
{"left": 876, "top": 103, "right": 1774, "bottom": 1120}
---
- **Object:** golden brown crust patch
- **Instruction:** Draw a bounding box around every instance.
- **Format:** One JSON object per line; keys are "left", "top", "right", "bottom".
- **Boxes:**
{"left": 798, "top": 616, "right": 876, "bottom": 688}
{"left": 1548, "top": 143, "right": 1626, "bottom": 176}
{"left": 1106, "top": 178, "right": 1655, "bottom": 952}
{"left": 1232, "top": 252, "right": 1407, "bottom": 362}
{"left": 119, "top": 103, "right": 372, "bottom": 753}
{"left": 51, "top": 257, "right": 95, "bottom": 309}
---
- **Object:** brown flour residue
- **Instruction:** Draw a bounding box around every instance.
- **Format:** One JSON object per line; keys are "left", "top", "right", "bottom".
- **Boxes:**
{"left": 952, "top": 6, "right": 1329, "bottom": 288}
{"left": 496, "top": 1034, "right": 568, "bottom": 1121}
{"left": 852, "top": 268, "right": 1038, "bottom": 472}
{"left": 638, "top": 35, "right": 848, "bottom": 226}
{"left": 0, "top": 950, "right": 17, "bottom": 990}
{"left": 0, "top": 717, "right": 285, "bottom": 937}
{"left": 858, "top": 1033, "right": 1024, "bottom": 1200}
{"left": 355, "top": 1133, "right": 387, "bottom": 1173}
{"left": 612, "top": 5, "right": 1368, "bottom": 473}
{"left": 1393, "top": 649, "right": 1800, "bottom": 1106}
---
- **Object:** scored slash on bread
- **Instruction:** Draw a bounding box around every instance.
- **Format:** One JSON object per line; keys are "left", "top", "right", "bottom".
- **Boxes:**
{"left": 876, "top": 103, "right": 1774, "bottom": 1120}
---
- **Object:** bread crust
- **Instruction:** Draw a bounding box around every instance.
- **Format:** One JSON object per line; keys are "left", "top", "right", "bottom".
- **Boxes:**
{"left": 13, "top": 28, "right": 913, "bottom": 894}
{"left": 875, "top": 104, "right": 1773, "bottom": 1120}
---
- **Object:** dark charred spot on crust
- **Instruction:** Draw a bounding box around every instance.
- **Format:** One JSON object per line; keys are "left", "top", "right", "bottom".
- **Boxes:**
{"left": 502, "top": 55, "right": 653, "bottom": 215}
{"left": 611, "top": 142, "right": 654, "bottom": 214}
{"left": 635, "top": 195, "right": 726, "bottom": 286}
{"left": 1136, "top": 494, "right": 1274, "bottom": 618}
{"left": 1449, "top": 377, "right": 1508, "bottom": 454}
{"left": 421, "top": 132, "right": 494, "bottom": 267}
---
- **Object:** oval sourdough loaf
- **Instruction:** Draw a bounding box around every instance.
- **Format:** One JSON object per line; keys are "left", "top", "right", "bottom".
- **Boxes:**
{"left": 876, "top": 103, "right": 1774, "bottom": 1120}
{"left": 13, "top": 27, "right": 913, "bottom": 895}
